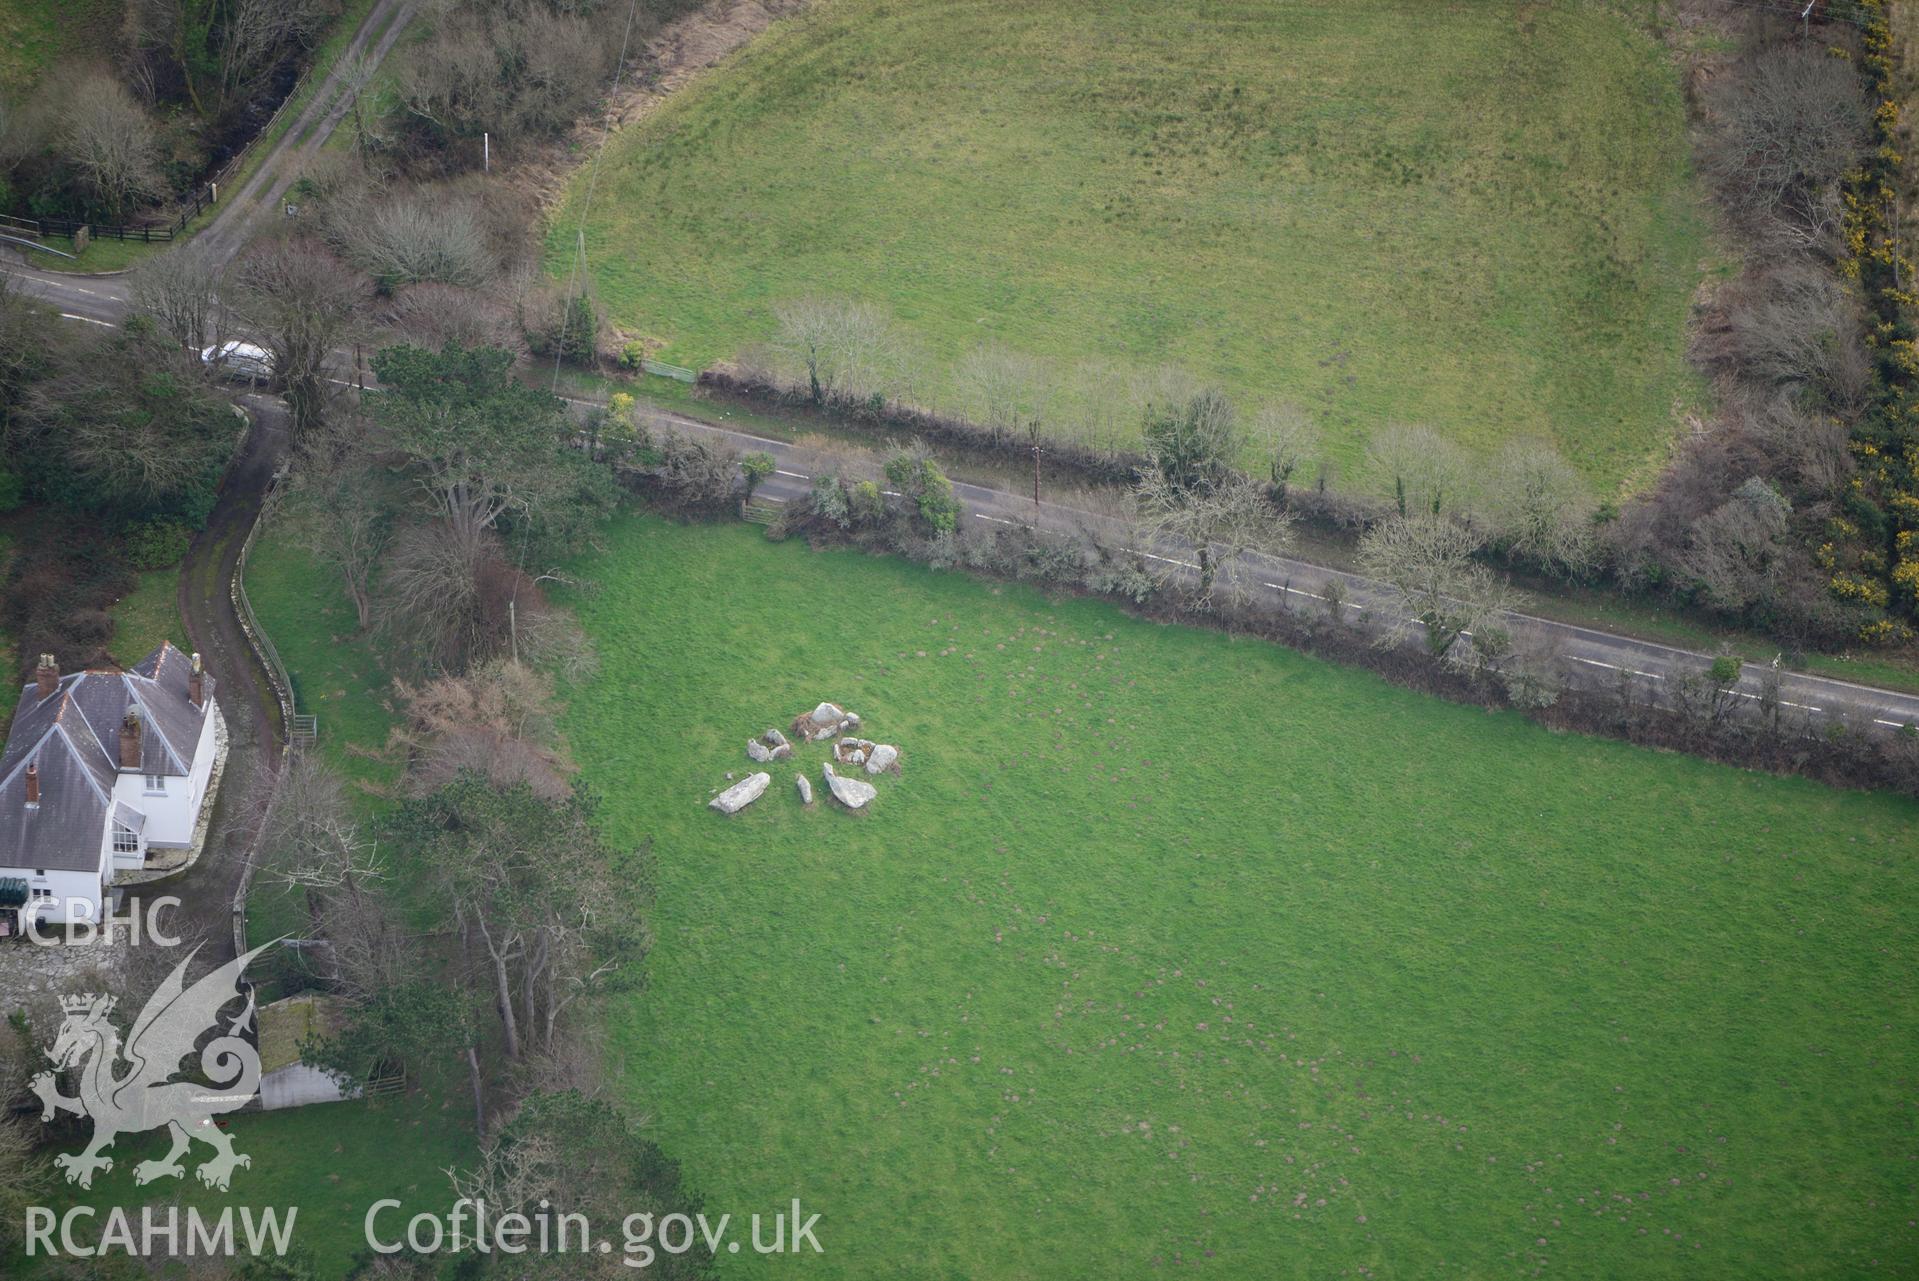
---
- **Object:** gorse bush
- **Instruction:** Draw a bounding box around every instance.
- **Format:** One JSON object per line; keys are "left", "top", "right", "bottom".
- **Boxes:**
{"left": 883, "top": 448, "right": 961, "bottom": 534}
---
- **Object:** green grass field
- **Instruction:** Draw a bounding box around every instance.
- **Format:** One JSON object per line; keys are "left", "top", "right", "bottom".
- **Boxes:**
{"left": 14, "top": 1092, "right": 476, "bottom": 1277}
{"left": 550, "top": 0, "right": 1710, "bottom": 490}
{"left": 559, "top": 513, "right": 1918, "bottom": 1278}
{"left": 240, "top": 530, "right": 402, "bottom": 949}
{"left": 0, "top": 0, "right": 118, "bottom": 93}
{"left": 106, "top": 566, "right": 186, "bottom": 668}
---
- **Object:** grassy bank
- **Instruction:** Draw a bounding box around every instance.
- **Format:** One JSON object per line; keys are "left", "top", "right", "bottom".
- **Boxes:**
{"left": 561, "top": 513, "right": 1918, "bottom": 1278}
{"left": 0, "top": 0, "right": 118, "bottom": 93}
{"left": 240, "top": 527, "right": 400, "bottom": 948}
{"left": 550, "top": 0, "right": 1711, "bottom": 491}
{"left": 106, "top": 566, "right": 188, "bottom": 667}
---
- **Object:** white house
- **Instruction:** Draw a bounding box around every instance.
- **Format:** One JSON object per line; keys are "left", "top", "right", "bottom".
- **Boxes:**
{"left": 0, "top": 645, "right": 222, "bottom": 935}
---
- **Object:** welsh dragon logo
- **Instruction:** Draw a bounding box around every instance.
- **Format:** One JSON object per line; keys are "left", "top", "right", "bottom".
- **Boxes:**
{"left": 31, "top": 943, "right": 269, "bottom": 1191}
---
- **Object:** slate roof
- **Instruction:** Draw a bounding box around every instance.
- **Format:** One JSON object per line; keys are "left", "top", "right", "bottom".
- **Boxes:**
{"left": 0, "top": 643, "right": 215, "bottom": 873}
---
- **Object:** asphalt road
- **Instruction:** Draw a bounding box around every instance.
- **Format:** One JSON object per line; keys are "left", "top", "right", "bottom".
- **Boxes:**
{"left": 6, "top": 28, "right": 1919, "bottom": 746}
{"left": 10, "top": 257, "right": 1916, "bottom": 738}
{"left": 614, "top": 404, "right": 1919, "bottom": 738}
{"left": 195, "top": 0, "right": 420, "bottom": 267}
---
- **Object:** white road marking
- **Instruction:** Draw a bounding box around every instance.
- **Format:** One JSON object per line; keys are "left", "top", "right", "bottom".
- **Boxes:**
{"left": 1569, "top": 655, "right": 1664, "bottom": 681}
{"left": 1263, "top": 581, "right": 1326, "bottom": 603}
{"left": 58, "top": 312, "right": 114, "bottom": 327}
{"left": 76, "top": 357, "right": 1919, "bottom": 736}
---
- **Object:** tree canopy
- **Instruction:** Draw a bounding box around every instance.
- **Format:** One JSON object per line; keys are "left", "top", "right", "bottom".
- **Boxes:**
{"left": 369, "top": 342, "right": 617, "bottom": 555}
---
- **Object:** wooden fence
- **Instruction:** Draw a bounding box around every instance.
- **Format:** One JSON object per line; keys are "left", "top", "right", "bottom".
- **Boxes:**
{"left": 3, "top": 18, "right": 323, "bottom": 251}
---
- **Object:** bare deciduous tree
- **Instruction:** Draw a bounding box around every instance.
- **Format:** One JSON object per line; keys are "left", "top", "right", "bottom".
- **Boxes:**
{"left": 58, "top": 73, "right": 164, "bottom": 218}
{"left": 254, "top": 752, "right": 387, "bottom": 968}
{"left": 0, "top": 1117, "right": 48, "bottom": 1250}
{"left": 1358, "top": 514, "right": 1520, "bottom": 660}
{"left": 639, "top": 428, "right": 743, "bottom": 514}
{"left": 1752, "top": 394, "right": 1853, "bottom": 497}
{"left": 285, "top": 450, "right": 393, "bottom": 630}
{"left": 1367, "top": 422, "right": 1471, "bottom": 519}
{"left": 385, "top": 282, "right": 523, "bottom": 353}
{"left": 338, "top": 47, "right": 388, "bottom": 161}
{"left": 1715, "top": 262, "right": 1873, "bottom": 413}
{"left": 420, "top": 782, "right": 648, "bottom": 1063}
{"left": 770, "top": 295, "right": 904, "bottom": 408}
{"left": 226, "top": 239, "right": 369, "bottom": 439}
{"left": 1706, "top": 43, "right": 1872, "bottom": 253}
{"left": 1486, "top": 439, "right": 1596, "bottom": 573}
{"left": 1680, "top": 476, "right": 1793, "bottom": 613}
{"left": 957, "top": 344, "right": 1051, "bottom": 447}
{"left": 1136, "top": 462, "right": 1289, "bottom": 603}
{"left": 339, "top": 193, "right": 495, "bottom": 289}
{"left": 377, "top": 517, "right": 504, "bottom": 672}
{"left": 400, "top": 6, "right": 610, "bottom": 143}
{"left": 131, "top": 240, "right": 227, "bottom": 350}
{"left": 393, "top": 659, "right": 573, "bottom": 801}
{"left": 1253, "top": 402, "right": 1319, "bottom": 504}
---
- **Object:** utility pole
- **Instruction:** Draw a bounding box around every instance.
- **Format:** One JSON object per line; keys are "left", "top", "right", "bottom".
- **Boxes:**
{"left": 508, "top": 598, "right": 519, "bottom": 666}
{"left": 1032, "top": 443, "right": 1042, "bottom": 520}
{"left": 483, "top": 132, "right": 490, "bottom": 174}
{"left": 1802, "top": 0, "right": 1814, "bottom": 38}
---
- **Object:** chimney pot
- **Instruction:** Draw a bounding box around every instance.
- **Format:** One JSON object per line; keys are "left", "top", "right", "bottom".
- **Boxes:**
{"left": 118, "top": 710, "right": 142, "bottom": 771}
{"left": 25, "top": 762, "right": 38, "bottom": 807}
{"left": 34, "top": 654, "right": 57, "bottom": 700}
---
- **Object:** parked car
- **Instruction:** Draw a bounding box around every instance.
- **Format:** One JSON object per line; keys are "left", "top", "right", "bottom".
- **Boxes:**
{"left": 199, "top": 339, "right": 274, "bottom": 382}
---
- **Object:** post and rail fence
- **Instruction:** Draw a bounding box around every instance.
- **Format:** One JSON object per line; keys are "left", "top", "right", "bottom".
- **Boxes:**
{"left": 2, "top": 22, "right": 331, "bottom": 255}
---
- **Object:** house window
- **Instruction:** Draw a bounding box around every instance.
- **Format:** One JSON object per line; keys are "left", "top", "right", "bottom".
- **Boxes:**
{"left": 144, "top": 775, "right": 167, "bottom": 795}
{"left": 30, "top": 887, "right": 52, "bottom": 899}
{"left": 112, "top": 824, "right": 138, "bottom": 855}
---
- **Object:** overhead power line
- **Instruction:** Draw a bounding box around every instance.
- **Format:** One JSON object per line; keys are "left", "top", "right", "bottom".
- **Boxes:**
{"left": 549, "top": 0, "right": 645, "bottom": 397}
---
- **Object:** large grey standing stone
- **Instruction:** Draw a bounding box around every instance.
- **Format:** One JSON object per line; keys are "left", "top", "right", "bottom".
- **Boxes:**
{"left": 795, "top": 775, "right": 813, "bottom": 805}
{"left": 746, "top": 739, "right": 772, "bottom": 763}
{"left": 709, "top": 773, "right": 770, "bottom": 814}
{"left": 865, "top": 744, "right": 899, "bottom": 775}
{"left": 763, "top": 728, "right": 789, "bottom": 749}
{"left": 769, "top": 743, "right": 793, "bottom": 761}
{"left": 807, "top": 702, "right": 845, "bottom": 728}
{"left": 821, "top": 762, "right": 877, "bottom": 810}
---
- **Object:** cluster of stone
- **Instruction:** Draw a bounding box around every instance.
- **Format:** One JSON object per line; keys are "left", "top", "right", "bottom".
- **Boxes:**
{"left": 708, "top": 701, "right": 904, "bottom": 815}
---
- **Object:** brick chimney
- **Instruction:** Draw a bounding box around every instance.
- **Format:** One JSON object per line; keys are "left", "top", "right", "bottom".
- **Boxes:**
{"left": 34, "top": 654, "right": 57, "bottom": 700}
{"left": 188, "top": 652, "right": 204, "bottom": 708}
{"left": 25, "top": 762, "right": 38, "bottom": 807}
{"left": 118, "top": 710, "right": 142, "bottom": 771}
